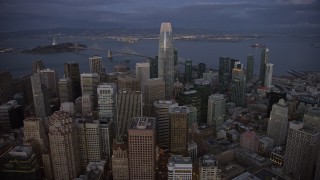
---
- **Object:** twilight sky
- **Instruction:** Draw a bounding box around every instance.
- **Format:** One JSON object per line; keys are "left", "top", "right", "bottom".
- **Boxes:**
{"left": 0, "top": 0, "right": 319, "bottom": 33}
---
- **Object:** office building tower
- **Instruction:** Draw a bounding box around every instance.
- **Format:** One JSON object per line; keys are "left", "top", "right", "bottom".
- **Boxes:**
{"left": 246, "top": 55, "right": 254, "bottom": 82}
{"left": 174, "top": 49, "right": 179, "bottom": 80}
{"left": 168, "top": 155, "right": 193, "bottom": 180}
{"left": 1, "top": 146, "right": 41, "bottom": 179}
{"left": 240, "top": 131, "right": 258, "bottom": 152}
{"left": 75, "top": 119, "right": 102, "bottom": 171}
{"left": 40, "top": 69, "right": 59, "bottom": 98}
{"left": 31, "top": 73, "right": 51, "bottom": 118}
{"left": 185, "top": 59, "right": 193, "bottom": 83}
{"left": 135, "top": 62, "right": 150, "bottom": 92}
{"left": 267, "top": 91, "right": 286, "bottom": 118}
{"left": 260, "top": 48, "right": 269, "bottom": 85}
{"left": 198, "top": 63, "right": 206, "bottom": 78}
{"left": 267, "top": 99, "right": 288, "bottom": 146}
{"left": 117, "top": 90, "right": 142, "bottom": 137}
{"left": 231, "top": 65, "right": 246, "bottom": 107}
{"left": 264, "top": 63, "right": 273, "bottom": 88}
{"left": 188, "top": 106, "right": 198, "bottom": 128}
{"left": 153, "top": 100, "right": 178, "bottom": 149}
{"left": 58, "top": 77, "right": 73, "bottom": 103}
{"left": 100, "top": 120, "right": 113, "bottom": 160}
{"left": 173, "top": 80, "right": 184, "bottom": 100}
{"left": 64, "top": 62, "right": 81, "bottom": 99}
{"left": 48, "top": 111, "right": 80, "bottom": 180}
{"left": 0, "top": 71, "right": 13, "bottom": 104}
{"left": 32, "top": 60, "right": 45, "bottom": 74}
{"left": 147, "top": 56, "right": 158, "bottom": 78}
{"left": 81, "top": 94, "right": 94, "bottom": 116}
{"left": 207, "top": 94, "right": 225, "bottom": 130}
{"left": 188, "top": 140, "right": 198, "bottom": 161}
{"left": 143, "top": 78, "right": 165, "bottom": 116}
{"left": 89, "top": 55, "right": 104, "bottom": 73}
{"left": 199, "top": 155, "right": 222, "bottom": 180}
{"left": 158, "top": 22, "right": 174, "bottom": 100}
{"left": 303, "top": 107, "right": 320, "bottom": 131}
{"left": 112, "top": 140, "right": 129, "bottom": 180}
{"left": 80, "top": 73, "right": 99, "bottom": 108}
{"left": 117, "top": 75, "right": 140, "bottom": 91}
{"left": 128, "top": 117, "right": 155, "bottom": 180}
{"left": 283, "top": 121, "right": 320, "bottom": 180}
{"left": 0, "top": 102, "right": 14, "bottom": 133}
{"left": 194, "top": 79, "right": 211, "bottom": 124}
{"left": 23, "top": 117, "right": 48, "bottom": 152}
{"left": 97, "top": 83, "right": 117, "bottom": 120}
{"left": 219, "top": 57, "right": 231, "bottom": 93}
{"left": 169, "top": 106, "right": 189, "bottom": 154}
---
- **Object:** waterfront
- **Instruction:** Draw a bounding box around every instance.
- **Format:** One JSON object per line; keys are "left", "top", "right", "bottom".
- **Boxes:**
{"left": 0, "top": 35, "right": 319, "bottom": 77}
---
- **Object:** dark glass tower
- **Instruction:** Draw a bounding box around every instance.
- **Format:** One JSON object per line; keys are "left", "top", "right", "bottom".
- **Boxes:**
{"left": 147, "top": 56, "right": 158, "bottom": 79}
{"left": 219, "top": 57, "right": 230, "bottom": 93}
{"left": 246, "top": 54, "right": 254, "bottom": 82}
{"left": 185, "top": 59, "right": 192, "bottom": 83}
{"left": 198, "top": 63, "right": 206, "bottom": 78}
{"left": 158, "top": 22, "right": 174, "bottom": 100}
{"left": 260, "top": 48, "right": 269, "bottom": 85}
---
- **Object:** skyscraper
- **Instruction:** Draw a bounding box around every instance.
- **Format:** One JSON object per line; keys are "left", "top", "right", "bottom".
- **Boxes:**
{"left": 147, "top": 56, "right": 158, "bottom": 79}
{"left": 40, "top": 68, "right": 59, "bottom": 98}
{"left": 198, "top": 63, "right": 206, "bottom": 78}
{"left": 31, "top": 73, "right": 51, "bottom": 118}
{"left": 153, "top": 100, "right": 178, "bottom": 149}
{"left": 267, "top": 99, "right": 288, "bottom": 146}
{"left": 264, "top": 63, "right": 273, "bottom": 88}
{"left": 231, "top": 64, "right": 246, "bottom": 107}
{"left": 32, "top": 60, "right": 45, "bottom": 74}
{"left": 23, "top": 117, "right": 48, "bottom": 152}
{"left": 89, "top": 55, "right": 104, "bottom": 73}
{"left": 112, "top": 140, "right": 129, "bottom": 180}
{"left": 194, "top": 79, "right": 211, "bottom": 124}
{"left": 283, "top": 121, "right": 320, "bottom": 180}
{"left": 185, "top": 59, "right": 193, "bottom": 83}
{"left": 135, "top": 62, "right": 150, "bottom": 92}
{"left": 143, "top": 78, "right": 165, "bottom": 117}
{"left": 81, "top": 94, "right": 94, "bottom": 116}
{"left": 158, "top": 22, "right": 174, "bottom": 100}
{"left": 207, "top": 94, "right": 226, "bottom": 130}
{"left": 48, "top": 111, "right": 80, "bottom": 180}
{"left": 128, "top": 117, "right": 155, "bottom": 180}
{"left": 58, "top": 77, "right": 73, "bottom": 103}
{"left": 219, "top": 57, "right": 231, "bottom": 93}
{"left": 64, "top": 62, "right": 81, "bottom": 99}
{"left": 117, "top": 75, "right": 140, "bottom": 91}
{"left": 260, "top": 48, "right": 269, "bottom": 85}
{"left": 97, "top": 83, "right": 117, "bottom": 120}
{"left": 99, "top": 120, "right": 113, "bottom": 161}
{"left": 169, "top": 106, "right": 189, "bottom": 154}
{"left": 246, "top": 55, "right": 254, "bottom": 82}
{"left": 80, "top": 73, "right": 99, "bottom": 107}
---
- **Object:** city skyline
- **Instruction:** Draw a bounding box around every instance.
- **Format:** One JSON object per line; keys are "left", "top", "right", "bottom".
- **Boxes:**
{"left": 0, "top": 0, "right": 320, "bottom": 33}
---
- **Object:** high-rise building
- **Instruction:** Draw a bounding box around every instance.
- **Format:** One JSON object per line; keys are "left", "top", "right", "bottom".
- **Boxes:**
{"left": 303, "top": 107, "right": 320, "bottom": 131}
{"left": 81, "top": 94, "right": 94, "bottom": 116}
{"left": 169, "top": 106, "right": 189, "bottom": 154}
{"left": 185, "top": 59, "right": 192, "bottom": 83}
{"left": 231, "top": 65, "right": 246, "bottom": 107}
{"left": 207, "top": 94, "right": 225, "bottom": 130}
{"left": 267, "top": 91, "right": 286, "bottom": 118}
{"left": 89, "top": 55, "right": 104, "bottom": 73}
{"left": 117, "top": 90, "right": 142, "bottom": 137}
{"left": 112, "top": 140, "right": 129, "bottom": 180}
{"left": 219, "top": 57, "right": 231, "bottom": 93}
{"left": 31, "top": 73, "right": 51, "bottom": 118}
{"left": 97, "top": 83, "right": 117, "bottom": 120}
{"left": 64, "top": 62, "right": 81, "bottom": 99}
{"left": 158, "top": 22, "right": 174, "bottom": 100}
{"left": 48, "top": 111, "right": 80, "bottom": 180}
{"left": 135, "top": 62, "right": 150, "bottom": 92}
{"left": 199, "top": 155, "right": 221, "bottom": 180}
{"left": 174, "top": 49, "right": 179, "bottom": 80}
{"left": 75, "top": 119, "right": 102, "bottom": 171}
{"left": 32, "top": 60, "right": 45, "bottom": 74}
{"left": 147, "top": 56, "right": 158, "bottom": 79}
{"left": 58, "top": 77, "right": 73, "bottom": 103}
{"left": 260, "top": 48, "right": 269, "bottom": 85}
{"left": 167, "top": 155, "right": 193, "bottom": 180}
{"left": 128, "top": 117, "right": 155, "bottom": 180}
{"left": 283, "top": 121, "right": 320, "bottom": 180}
{"left": 117, "top": 75, "right": 140, "bottom": 91}
{"left": 246, "top": 55, "right": 254, "bottom": 82}
{"left": 143, "top": 78, "right": 165, "bottom": 116}
{"left": 194, "top": 79, "right": 211, "bottom": 124}
{"left": 264, "top": 63, "right": 273, "bottom": 88}
{"left": 99, "top": 120, "right": 113, "bottom": 161}
{"left": 198, "top": 63, "right": 206, "bottom": 78}
{"left": 173, "top": 80, "right": 184, "bottom": 100}
{"left": 267, "top": 99, "right": 288, "bottom": 146}
{"left": 23, "top": 117, "right": 48, "bottom": 152}
{"left": 80, "top": 73, "right": 99, "bottom": 108}
{"left": 153, "top": 100, "right": 178, "bottom": 149}
{"left": 0, "top": 71, "right": 13, "bottom": 104}
{"left": 240, "top": 131, "right": 258, "bottom": 152}
{"left": 40, "top": 69, "right": 59, "bottom": 98}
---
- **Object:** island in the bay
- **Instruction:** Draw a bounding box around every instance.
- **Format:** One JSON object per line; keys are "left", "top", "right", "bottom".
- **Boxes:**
{"left": 22, "top": 42, "right": 87, "bottom": 54}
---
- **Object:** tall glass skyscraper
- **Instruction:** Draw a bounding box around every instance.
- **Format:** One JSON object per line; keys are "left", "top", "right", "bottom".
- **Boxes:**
{"left": 158, "top": 22, "right": 174, "bottom": 100}
{"left": 246, "top": 54, "right": 254, "bottom": 82}
{"left": 260, "top": 48, "right": 269, "bottom": 85}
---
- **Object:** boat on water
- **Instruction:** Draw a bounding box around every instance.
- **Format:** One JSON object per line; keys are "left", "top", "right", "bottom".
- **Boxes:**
{"left": 251, "top": 43, "right": 265, "bottom": 48}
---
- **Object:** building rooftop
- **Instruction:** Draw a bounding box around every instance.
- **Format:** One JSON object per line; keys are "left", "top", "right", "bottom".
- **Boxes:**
{"left": 9, "top": 145, "right": 32, "bottom": 158}
{"left": 169, "top": 106, "right": 190, "bottom": 113}
{"left": 153, "top": 100, "right": 178, "bottom": 108}
{"left": 130, "top": 117, "right": 155, "bottom": 130}
{"left": 200, "top": 155, "right": 218, "bottom": 166}
{"left": 168, "top": 155, "right": 192, "bottom": 165}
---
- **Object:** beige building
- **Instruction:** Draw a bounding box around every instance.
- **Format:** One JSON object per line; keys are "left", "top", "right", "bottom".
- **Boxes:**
{"left": 23, "top": 117, "right": 48, "bottom": 152}
{"left": 135, "top": 62, "right": 150, "bottom": 92}
{"left": 89, "top": 55, "right": 104, "bottom": 74}
{"left": 128, "top": 117, "right": 155, "bottom": 180}
{"left": 58, "top": 77, "right": 73, "bottom": 103}
{"left": 117, "top": 75, "right": 140, "bottom": 91}
{"left": 80, "top": 73, "right": 99, "bottom": 107}
{"left": 199, "top": 155, "right": 222, "bottom": 180}
{"left": 48, "top": 111, "right": 80, "bottom": 180}
{"left": 143, "top": 78, "right": 165, "bottom": 116}
{"left": 112, "top": 140, "right": 129, "bottom": 180}
{"left": 169, "top": 106, "right": 189, "bottom": 154}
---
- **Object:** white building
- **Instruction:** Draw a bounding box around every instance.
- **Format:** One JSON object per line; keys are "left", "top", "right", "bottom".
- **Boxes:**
{"left": 264, "top": 63, "right": 273, "bottom": 88}
{"left": 97, "top": 83, "right": 116, "bottom": 120}
{"left": 168, "top": 155, "right": 193, "bottom": 180}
